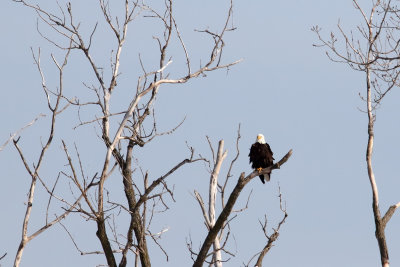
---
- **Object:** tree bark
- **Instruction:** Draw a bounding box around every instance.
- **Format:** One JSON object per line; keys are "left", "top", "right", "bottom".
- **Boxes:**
{"left": 208, "top": 141, "right": 226, "bottom": 267}
{"left": 13, "top": 177, "right": 36, "bottom": 267}
{"left": 193, "top": 173, "right": 247, "bottom": 267}
{"left": 366, "top": 66, "right": 390, "bottom": 267}
{"left": 96, "top": 218, "right": 117, "bottom": 267}
{"left": 254, "top": 232, "right": 278, "bottom": 267}
{"left": 119, "top": 141, "right": 151, "bottom": 267}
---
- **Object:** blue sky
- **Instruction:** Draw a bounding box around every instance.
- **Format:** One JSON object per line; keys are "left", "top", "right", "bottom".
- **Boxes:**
{"left": 2, "top": 0, "right": 400, "bottom": 266}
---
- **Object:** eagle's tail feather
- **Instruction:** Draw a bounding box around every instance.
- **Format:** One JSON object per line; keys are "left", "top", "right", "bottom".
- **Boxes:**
{"left": 259, "top": 173, "right": 271, "bottom": 183}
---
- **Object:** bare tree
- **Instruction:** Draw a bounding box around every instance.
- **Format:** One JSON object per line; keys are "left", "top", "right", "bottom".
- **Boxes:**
{"left": 191, "top": 139, "right": 230, "bottom": 267}
{"left": 313, "top": 1, "right": 400, "bottom": 266}
{"left": 191, "top": 135, "right": 293, "bottom": 267}
{"left": 190, "top": 130, "right": 242, "bottom": 266}
{"left": 187, "top": 127, "right": 292, "bottom": 267}
{"left": 11, "top": 0, "right": 240, "bottom": 266}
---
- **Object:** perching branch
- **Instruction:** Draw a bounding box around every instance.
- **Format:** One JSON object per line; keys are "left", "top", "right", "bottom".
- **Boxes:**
{"left": 193, "top": 149, "right": 293, "bottom": 267}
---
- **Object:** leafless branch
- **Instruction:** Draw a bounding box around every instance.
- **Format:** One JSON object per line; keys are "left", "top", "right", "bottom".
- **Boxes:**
{"left": 193, "top": 149, "right": 292, "bottom": 267}
{"left": 253, "top": 187, "right": 288, "bottom": 267}
{"left": 12, "top": 1, "right": 241, "bottom": 266}
{"left": 13, "top": 41, "right": 71, "bottom": 267}
{"left": 314, "top": 1, "right": 400, "bottom": 266}
{"left": 221, "top": 124, "right": 241, "bottom": 208}
{"left": 194, "top": 190, "right": 211, "bottom": 229}
{"left": 0, "top": 114, "right": 45, "bottom": 152}
{"left": 0, "top": 252, "right": 7, "bottom": 261}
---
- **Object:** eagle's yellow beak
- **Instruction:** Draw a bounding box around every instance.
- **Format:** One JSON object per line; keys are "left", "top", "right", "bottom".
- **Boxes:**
{"left": 257, "top": 135, "right": 262, "bottom": 140}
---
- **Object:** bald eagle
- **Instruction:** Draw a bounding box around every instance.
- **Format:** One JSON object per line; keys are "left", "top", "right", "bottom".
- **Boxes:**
{"left": 249, "top": 134, "right": 274, "bottom": 184}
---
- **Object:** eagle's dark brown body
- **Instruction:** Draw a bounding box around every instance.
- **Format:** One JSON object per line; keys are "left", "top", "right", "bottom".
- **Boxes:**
{"left": 249, "top": 142, "right": 274, "bottom": 184}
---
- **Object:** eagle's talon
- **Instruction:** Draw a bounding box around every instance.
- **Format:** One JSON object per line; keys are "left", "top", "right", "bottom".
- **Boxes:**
{"left": 257, "top": 167, "right": 263, "bottom": 173}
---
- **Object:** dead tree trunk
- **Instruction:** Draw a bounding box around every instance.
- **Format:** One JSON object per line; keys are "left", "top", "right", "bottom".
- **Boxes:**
{"left": 313, "top": 1, "right": 400, "bottom": 266}
{"left": 208, "top": 141, "right": 227, "bottom": 267}
{"left": 366, "top": 62, "right": 389, "bottom": 267}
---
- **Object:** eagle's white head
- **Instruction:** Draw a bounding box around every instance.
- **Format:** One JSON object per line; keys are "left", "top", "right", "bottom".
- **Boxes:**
{"left": 256, "top": 134, "right": 266, "bottom": 144}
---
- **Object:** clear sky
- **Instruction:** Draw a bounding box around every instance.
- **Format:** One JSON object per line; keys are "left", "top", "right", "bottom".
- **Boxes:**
{"left": 2, "top": 1, "right": 400, "bottom": 266}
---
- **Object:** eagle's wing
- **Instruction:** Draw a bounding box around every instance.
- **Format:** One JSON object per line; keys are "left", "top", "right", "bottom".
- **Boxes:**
{"left": 266, "top": 143, "right": 274, "bottom": 161}
{"left": 249, "top": 143, "right": 257, "bottom": 164}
